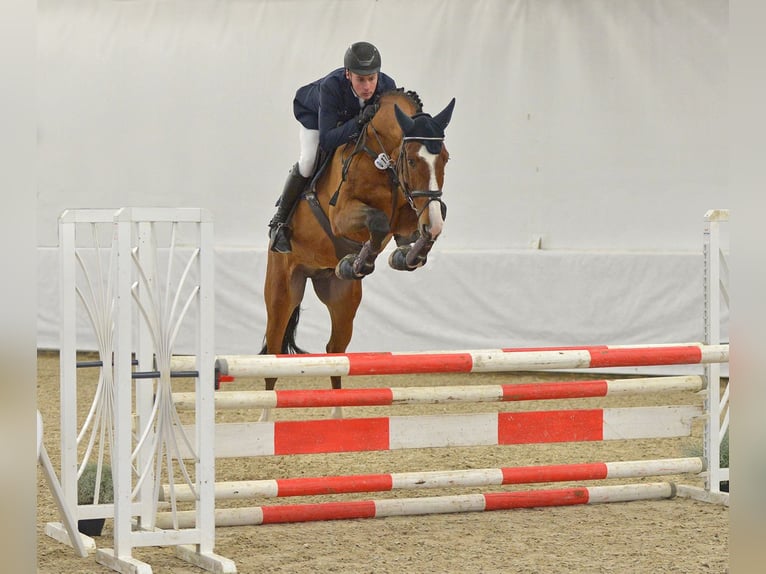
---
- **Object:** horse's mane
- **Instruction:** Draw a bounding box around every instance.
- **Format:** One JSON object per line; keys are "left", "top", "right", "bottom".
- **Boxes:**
{"left": 375, "top": 88, "right": 423, "bottom": 114}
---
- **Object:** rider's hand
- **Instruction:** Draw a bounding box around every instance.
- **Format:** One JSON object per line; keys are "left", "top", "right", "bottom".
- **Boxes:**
{"left": 356, "top": 104, "right": 378, "bottom": 127}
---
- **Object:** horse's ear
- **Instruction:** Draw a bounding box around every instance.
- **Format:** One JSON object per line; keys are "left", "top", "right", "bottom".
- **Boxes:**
{"left": 432, "top": 98, "right": 456, "bottom": 131}
{"left": 394, "top": 104, "right": 415, "bottom": 135}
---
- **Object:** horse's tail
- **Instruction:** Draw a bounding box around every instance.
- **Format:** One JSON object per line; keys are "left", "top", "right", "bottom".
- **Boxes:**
{"left": 259, "top": 306, "right": 308, "bottom": 355}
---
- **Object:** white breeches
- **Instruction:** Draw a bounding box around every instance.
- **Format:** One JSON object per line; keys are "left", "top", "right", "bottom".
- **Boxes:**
{"left": 297, "top": 126, "right": 320, "bottom": 177}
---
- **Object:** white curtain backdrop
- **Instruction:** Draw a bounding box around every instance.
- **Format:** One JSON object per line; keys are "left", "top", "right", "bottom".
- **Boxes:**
{"left": 37, "top": 1, "right": 728, "bottom": 369}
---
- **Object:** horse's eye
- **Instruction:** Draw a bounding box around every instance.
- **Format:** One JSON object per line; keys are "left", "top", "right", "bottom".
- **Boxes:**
{"left": 407, "top": 159, "right": 416, "bottom": 167}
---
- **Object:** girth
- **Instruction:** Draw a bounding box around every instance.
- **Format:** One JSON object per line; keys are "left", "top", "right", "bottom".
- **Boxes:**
{"left": 304, "top": 192, "right": 363, "bottom": 260}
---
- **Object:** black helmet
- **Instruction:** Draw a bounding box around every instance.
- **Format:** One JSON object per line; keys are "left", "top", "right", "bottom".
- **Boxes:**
{"left": 344, "top": 42, "right": 381, "bottom": 75}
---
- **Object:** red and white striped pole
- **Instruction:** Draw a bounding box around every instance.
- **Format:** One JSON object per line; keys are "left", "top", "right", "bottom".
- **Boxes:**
{"left": 172, "top": 375, "right": 703, "bottom": 411}
{"left": 162, "top": 457, "right": 702, "bottom": 502}
{"left": 156, "top": 482, "right": 677, "bottom": 528}
{"left": 171, "top": 343, "right": 728, "bottom": 378}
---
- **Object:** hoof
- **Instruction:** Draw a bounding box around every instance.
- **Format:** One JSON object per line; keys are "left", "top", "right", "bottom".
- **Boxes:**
{"left": 388, "top": 246, "right": 425, "bottom": 271}
{"left": 358, "top": 259, "right": 375, "bottom": 275}
{"left": 335, "top": 254, "right": 366, "bottom": 280}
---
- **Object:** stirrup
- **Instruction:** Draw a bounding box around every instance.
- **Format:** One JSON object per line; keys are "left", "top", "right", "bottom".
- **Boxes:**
{"left": 269, "top": 222, "right": 292, "bottom": 254}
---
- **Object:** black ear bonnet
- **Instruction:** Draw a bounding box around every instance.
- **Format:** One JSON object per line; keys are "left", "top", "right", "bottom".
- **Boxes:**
{"left": 394, "top": 98, "right": 456, "bottom": 155}
{"left": 407, "top": 114, "right": 445, "bottom": 154}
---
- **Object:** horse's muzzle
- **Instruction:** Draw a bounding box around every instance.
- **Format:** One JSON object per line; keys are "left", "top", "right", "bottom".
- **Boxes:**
{"left": 424, "top": 199, "right": 445, "bottom": 238}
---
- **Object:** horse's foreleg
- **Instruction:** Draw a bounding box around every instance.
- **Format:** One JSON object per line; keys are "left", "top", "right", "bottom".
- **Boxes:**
{"left": 329, "top": 375, "right": 343, "bottom": 419}
{"left": 352, "top": 241, "right": 375, "bottom": 276}
{"left": 389, "top": 231, "right": 435, "bottom": 271}
{"left": 335, "top": 208, "right": 389, "bottom": 280}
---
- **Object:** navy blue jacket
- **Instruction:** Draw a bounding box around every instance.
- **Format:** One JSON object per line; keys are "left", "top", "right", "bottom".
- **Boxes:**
{"left": 293, "top": 67, "right": 397, "bottom": 153}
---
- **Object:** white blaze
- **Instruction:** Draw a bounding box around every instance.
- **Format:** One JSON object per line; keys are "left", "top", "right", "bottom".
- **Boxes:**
{"left": 418, "top": 146, "right": 444, "bottom": 237}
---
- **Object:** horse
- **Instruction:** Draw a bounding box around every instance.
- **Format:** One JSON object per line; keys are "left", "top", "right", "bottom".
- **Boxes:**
{"left": 261, "top": 89, "right": 456, "bottom": 419}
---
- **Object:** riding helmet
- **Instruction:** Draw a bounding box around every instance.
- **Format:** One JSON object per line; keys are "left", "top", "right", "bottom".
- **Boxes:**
{"left": 344, "top": 42, "right": 381, "bottom": 75}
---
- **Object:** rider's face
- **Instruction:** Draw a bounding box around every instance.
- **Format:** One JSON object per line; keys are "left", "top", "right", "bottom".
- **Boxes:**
{"left": 346, "top": 71, "right": 379, "bottom": 101}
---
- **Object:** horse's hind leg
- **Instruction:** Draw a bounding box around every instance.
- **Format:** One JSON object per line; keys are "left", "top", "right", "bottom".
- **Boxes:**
{"left": 312, "top": 275, "right": 364, "bottom": 418}
{"left": 262, "top": 255, "right": 307, "bottom": 421}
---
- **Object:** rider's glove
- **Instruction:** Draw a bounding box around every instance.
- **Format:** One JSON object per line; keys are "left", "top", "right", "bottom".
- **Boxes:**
{"left": 356, "top": 104, "right": 378, "bottom": 127}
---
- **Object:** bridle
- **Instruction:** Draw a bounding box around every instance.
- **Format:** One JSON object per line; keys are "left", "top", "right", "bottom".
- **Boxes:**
{"left": 343, "top": 124, "right": 446, "bottom": 226}
{"left": 308, "top": 96, "right": 451, "bottom": 261}
{"left": 397, "top": 135, "right": 446, "bottom": 221}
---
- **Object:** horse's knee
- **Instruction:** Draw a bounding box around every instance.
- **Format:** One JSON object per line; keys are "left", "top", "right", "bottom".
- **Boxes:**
{"left": 395, "top": 231, "right": 419, "bottom": 247}
{"left": 366, "top": 209, "right": 390, "bottom": 239}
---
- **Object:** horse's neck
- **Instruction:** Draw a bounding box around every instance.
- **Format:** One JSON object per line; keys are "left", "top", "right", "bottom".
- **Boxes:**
{"left": 368, "top": 114, "right": 405, "bottom": 153}
{"left": 375, "top": 96, "right": 415, "bottom": 151}
{"left": 368, "top": 127, "right": 401, "bottom": 155}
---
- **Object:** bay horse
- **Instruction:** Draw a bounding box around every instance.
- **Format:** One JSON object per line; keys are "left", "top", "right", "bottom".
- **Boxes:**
{"left": 261, "top": 89, "right": 456, "bottom": 419}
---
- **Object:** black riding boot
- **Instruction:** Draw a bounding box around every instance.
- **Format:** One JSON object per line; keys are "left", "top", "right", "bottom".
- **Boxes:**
{"left": 268, "top": 163, "right": 310, "bottom": 253}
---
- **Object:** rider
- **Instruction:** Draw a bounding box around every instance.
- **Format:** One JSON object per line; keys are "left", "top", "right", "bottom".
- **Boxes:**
{"left": 267, "top": 41, "right": 397, "bottom": 253}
